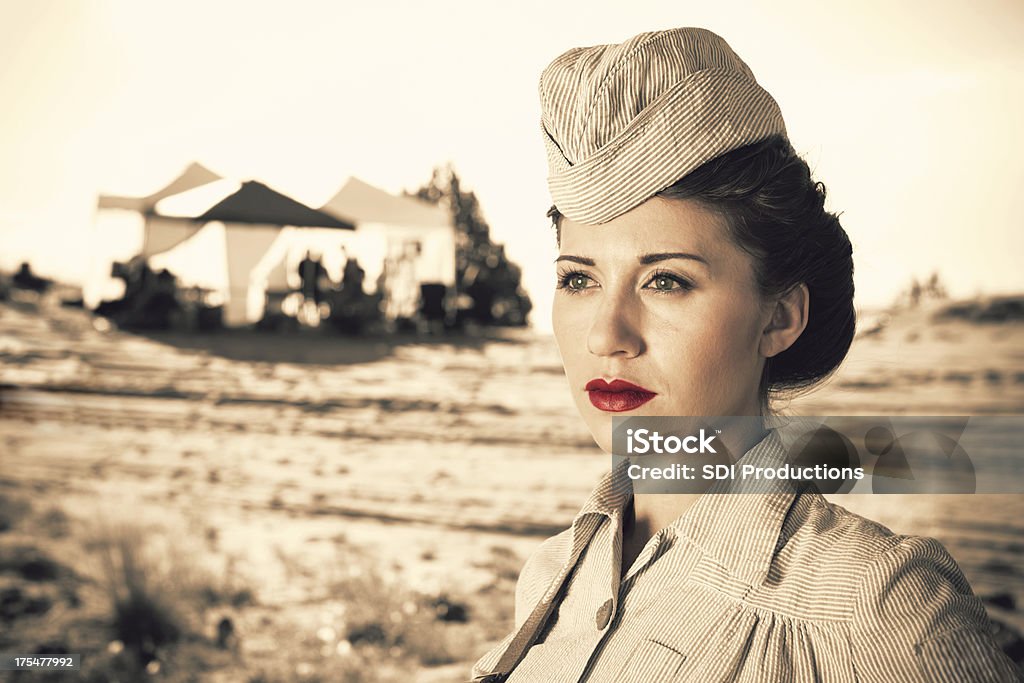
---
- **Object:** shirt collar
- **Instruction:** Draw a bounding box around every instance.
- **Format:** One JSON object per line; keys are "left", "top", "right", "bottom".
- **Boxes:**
{"left": 572, "top": 429, "right": 801, "bottom": 587}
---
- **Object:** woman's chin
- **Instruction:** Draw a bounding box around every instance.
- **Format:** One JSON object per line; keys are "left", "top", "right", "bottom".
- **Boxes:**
{"left": 582, "top": 410, "right": 656, "bottom": 453}
{"left": 586, "top": 422, "right": 621, "bottom": 456}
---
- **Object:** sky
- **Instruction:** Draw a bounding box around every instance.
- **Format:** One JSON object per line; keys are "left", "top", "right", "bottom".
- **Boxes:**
{"left": 1, "top": 0, "right": 1022, "bottom": 332}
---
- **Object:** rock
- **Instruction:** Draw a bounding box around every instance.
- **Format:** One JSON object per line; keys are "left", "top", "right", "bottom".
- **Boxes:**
{"left": 0, "top": 585, "right": 53, "bottom": 621}
{"left": 216, "top": 616, "right": 236, "bottom": 649}
{"left": 346, "top": 622, "right": 387, "bottom": 645}
{"left": 983, "top": 592, "right": 1017, "bottom": 611}
{"left": 0, "top": 544, "right": 64, "bottom": 581}
{"left": 431, "top": 595, "right": 469, "bottom": 623}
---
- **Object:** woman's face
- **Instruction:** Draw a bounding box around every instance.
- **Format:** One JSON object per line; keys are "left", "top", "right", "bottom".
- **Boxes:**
{"left": 552, "top": 196, "right": 773, "bottom": 454}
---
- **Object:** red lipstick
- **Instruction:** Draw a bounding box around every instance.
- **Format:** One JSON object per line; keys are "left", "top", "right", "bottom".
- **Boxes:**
{"left": 585, "top": 378, "right": 657, "bottom": 412}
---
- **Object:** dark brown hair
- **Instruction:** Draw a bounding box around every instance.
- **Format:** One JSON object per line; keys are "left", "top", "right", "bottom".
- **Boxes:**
{"left": 548, "top": 135, "right": 856, "bottom": 403}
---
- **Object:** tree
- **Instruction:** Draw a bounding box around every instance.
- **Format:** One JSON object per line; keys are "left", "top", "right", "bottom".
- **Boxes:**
{"left": 409, "top": 165, "right": 532, "bottom": 327}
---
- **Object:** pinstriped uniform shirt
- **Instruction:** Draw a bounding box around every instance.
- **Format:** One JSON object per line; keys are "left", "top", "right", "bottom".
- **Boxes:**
{"left": 471, "top": 431, "right": 1021, "bottom": 682}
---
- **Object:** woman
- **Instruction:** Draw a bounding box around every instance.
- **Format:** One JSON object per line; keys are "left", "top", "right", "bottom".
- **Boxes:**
{"left": 470, "top": 27, "right": 1020, "bottom": 682}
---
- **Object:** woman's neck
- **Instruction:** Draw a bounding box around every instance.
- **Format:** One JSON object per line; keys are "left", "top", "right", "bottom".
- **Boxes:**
{"left": 628, "top": 419, "right": 769, "bottom": 539}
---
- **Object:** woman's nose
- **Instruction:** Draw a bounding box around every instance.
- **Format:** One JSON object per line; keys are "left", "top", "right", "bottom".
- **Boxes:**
{"left": 586, "top": 290, "right": 644, "bottom": 358}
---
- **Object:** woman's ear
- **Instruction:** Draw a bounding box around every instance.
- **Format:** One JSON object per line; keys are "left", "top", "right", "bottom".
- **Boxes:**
{"left": 759, "top": 283, "right": 809, "bottom": 358}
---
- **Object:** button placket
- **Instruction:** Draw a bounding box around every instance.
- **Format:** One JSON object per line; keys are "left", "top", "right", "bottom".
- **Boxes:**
{"left": 622, "top": 527, "right": 673, "bottom": 584}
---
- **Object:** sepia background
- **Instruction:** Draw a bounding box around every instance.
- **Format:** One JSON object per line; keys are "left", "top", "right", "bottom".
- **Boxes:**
{"left": 1, "top": 0, "right": 1022, "bottom": 680}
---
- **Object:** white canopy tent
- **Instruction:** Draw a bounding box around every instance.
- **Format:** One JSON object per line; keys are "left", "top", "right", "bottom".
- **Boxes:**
{"left": 95, "top": 165, "right": 354, "bottom": 326}
{"left": 94, "top": 167, "right": 455, "bottom": 327}
{"left": 97, "top": 162, "right": 222, "bottom": 260}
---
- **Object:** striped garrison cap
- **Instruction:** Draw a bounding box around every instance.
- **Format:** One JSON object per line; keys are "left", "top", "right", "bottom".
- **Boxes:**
{"left": 539, "top": 27, "right": 788, "bottom": 225}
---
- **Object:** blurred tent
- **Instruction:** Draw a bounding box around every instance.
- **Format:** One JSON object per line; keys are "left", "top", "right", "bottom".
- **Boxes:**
{"left": 193, "top": 181, "right": 354, "bottom": 325}
{"left": 97, "top": 161, "right": 222, "bottom": 213}
{"left": 95, "top": 165, "right": 355, "bottom": 326}
{"left": 97, "top": 162, "right": 223, "bottom": 259}
{"left": 319, "top": 177, "right": 456, "bottom": 324}
{"left": 263, "top": 247, "right": 293, "bottom": 294}
{"left": 197, "top": 181, "right": 352, "bottom": 228}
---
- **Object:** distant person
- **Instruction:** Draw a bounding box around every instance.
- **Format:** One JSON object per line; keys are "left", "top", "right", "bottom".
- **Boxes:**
{"left": 341, "top": 254, "right": 365, "bottom": 300}
{"left": 910, "top": 278, "right": 923, "bottom": 307}
{"left": 926, "top": 272, "right": 948, "bottom": 299}
{"left": 470, "top": 27, "right": 1019, "bottom": 682}
{"left": 122, "top": 257, "right": 153, "bottom": 304}
{"left": 131, "top": 268, "right": 180, "bottom": 330}
{"left": 298, "top": 250, "right": 327, "bottom": 306}
{"left": 327, "top": 249, "right": 374, "bottom": 334}
{"left": 96, "top": 257, "right": 180, "bottom": 329}
{"left": 12, "top": 262, "right": 50, "bottom": 293}
{"left": 418, "top": 283, "right": 447, "bottom": 333}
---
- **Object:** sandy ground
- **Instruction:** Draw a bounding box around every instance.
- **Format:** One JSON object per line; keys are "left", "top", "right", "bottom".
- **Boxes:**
{"left": 1, "top": 294, "right": 1022, "bottom": 679}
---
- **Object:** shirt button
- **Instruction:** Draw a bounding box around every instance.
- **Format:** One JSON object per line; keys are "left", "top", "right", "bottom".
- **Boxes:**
{"left": 595, "top": 598, "right": 613, "bottom": 630}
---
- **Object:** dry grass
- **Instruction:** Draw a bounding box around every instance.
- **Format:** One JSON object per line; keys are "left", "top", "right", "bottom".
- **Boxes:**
{"left": 0, "top": 487, "right": 514, "bottom": 681}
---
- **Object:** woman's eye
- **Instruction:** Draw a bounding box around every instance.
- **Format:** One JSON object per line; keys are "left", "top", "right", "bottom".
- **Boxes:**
{"left": 568, "top": 274, "right": 590, "bottom": 289}
{"left": 645, "top": 272, "right": 692, "bottom": 293}
{"left": 651, "top": 276, "right": 677, "bottom": 291}
{"left": 557, "top": 271, "right": 593, "bottom": 293}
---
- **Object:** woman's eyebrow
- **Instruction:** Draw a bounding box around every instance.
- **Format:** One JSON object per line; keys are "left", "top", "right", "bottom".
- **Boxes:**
{"left": 554, "top": 255, "right": 594, "bottom": 265}
{"left": 638, "top": 252, "right": 709, "bottom": 266}
{"left": 554, "top": 252, "right": 708, "bottom": 266}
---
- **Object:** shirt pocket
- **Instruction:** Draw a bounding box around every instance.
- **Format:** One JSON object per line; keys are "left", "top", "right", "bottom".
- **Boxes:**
{"left": 614, "top": 638, "right": 687, "bottom": 683}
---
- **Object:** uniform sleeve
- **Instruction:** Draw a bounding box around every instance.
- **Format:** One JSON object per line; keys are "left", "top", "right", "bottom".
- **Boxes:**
{"left": 850, "top": 535, "right": 1022, "bottom": 682}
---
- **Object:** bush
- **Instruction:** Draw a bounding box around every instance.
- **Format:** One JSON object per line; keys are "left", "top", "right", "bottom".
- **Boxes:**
{"left": 87, "top": 523, "right": 191, "bottom": 663}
